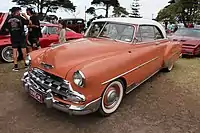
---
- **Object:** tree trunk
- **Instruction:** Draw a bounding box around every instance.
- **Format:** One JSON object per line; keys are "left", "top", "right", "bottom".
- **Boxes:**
{"left": 44, "top": 6, "right": 51, "bottom": 18}
{"left": 105, "top": 4, "right": 109, "bottom": 18}
{"left": 37, "top": 0, "right": 40, "bottom": 13}
{"left": 181, "top": 13, "right": 187, "bottom": 27}
{"left": 40, "top": 0, "right": 44, "bottom": 14}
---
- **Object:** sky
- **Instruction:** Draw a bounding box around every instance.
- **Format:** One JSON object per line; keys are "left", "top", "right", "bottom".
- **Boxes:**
{"left": 1, "top": 0, "right": 169, "bottom": 20}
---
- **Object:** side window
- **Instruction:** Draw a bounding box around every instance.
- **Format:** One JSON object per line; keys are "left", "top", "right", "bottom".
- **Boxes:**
{"left": 48, "top": 27, "right": 58, "bottom": 34}
{"left": 42, "top": 26, "right": 48, "bottom": 34}
{"left": 87, "top": 22, "right": 105, "bottom": 37}
{"left": 77, "top": 20, "right": 83, "bottom": 24}
{"left": 119, "top": 25, "right": 134, "bottom": 42}
{"left": 66, "top": 20, "right": 73, "bottom": 25}
{"left": 154, "top": 26, "right": 164, "bottom": 40}
{"left": 135, "top": 28, "right": 142, "bottom": 42}
{"left": 140, "top": 25, "right": 155, "bottom": 42}
{"left": 100, "top": 23, "right": 118, "bottom": 39}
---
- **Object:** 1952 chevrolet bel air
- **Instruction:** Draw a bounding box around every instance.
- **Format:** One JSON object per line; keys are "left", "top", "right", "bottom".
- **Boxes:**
{"left": 21, "top": 18, "right": 182, "bottom": 116}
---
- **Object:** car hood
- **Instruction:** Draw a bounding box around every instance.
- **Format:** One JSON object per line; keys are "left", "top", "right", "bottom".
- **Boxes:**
{"left": 169, "top": 35, "right": 200, "bottom": 47}
{"left": 35, "top": 38, "right": 132, "bottom": 78}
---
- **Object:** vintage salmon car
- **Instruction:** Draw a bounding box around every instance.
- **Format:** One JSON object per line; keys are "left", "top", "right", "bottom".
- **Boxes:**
{"left": 21, "top": 18, "right": 182, "bottom": 116}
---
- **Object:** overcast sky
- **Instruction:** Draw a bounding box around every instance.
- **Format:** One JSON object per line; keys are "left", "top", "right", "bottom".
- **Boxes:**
{"left": 1, "top": 0, "right": 169, "bottom": 20}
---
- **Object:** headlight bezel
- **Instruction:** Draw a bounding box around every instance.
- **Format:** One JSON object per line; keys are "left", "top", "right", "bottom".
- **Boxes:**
{"left": 73, "top": 70, "right": 85, "bottom": 88}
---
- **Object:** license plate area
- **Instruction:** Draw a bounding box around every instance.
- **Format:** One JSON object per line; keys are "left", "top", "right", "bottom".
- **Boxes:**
{"left": 29, "top": 87, "right": 44, "bottom": 103}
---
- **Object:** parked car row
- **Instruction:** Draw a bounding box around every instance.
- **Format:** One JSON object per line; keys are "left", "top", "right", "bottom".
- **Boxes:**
{"left": 21, "top": 17, "right": 182, "bottom": 116}
{"left": 0, "top": 13, "right": 83, "bottom": 62}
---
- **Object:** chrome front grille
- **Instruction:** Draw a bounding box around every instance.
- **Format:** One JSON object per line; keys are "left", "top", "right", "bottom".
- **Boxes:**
{"left": 29, "top": 68, "right": 70, "bottom": 97}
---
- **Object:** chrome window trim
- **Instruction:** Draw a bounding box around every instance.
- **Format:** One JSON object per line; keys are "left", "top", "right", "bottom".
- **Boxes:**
{"left": 135, "top": 38, "right": 168, "bottom": 45}
{"left": 101, "top": 56, "right": 159, "bottom": 85}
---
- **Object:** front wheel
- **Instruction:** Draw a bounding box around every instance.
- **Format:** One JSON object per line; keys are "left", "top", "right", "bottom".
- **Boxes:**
{"left": 0, "top": 45, "right": 15, "bottom": 63}
{"left": 163, "top": 59, "right": 174, "bottom": 72}
{"left": 98, "top": 80, "right": 124, "bottom": 117}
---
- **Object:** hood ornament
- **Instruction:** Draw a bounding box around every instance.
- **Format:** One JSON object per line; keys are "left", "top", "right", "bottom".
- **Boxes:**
{"left": 41, "top": 62, "right": 54, "bottom": 70}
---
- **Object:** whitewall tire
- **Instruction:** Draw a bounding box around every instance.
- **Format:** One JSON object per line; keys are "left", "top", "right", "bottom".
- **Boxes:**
{"left": 0, "top": 46, "right": 14, "bottom": 63}
{"left": 99, "top": 80, "right": 124, "bottom": 116}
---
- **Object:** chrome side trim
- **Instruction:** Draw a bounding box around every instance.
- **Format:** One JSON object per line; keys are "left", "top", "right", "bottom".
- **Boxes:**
{"left": 101, "top": 56, "right": 159, "bottom": 85}
{"left": 171, "top": 51, "right": 181, "bottom": 58}
{"left": 126, "top": 69, "right": 160, "bottom": 94}
{"left": 69, "top": 97, "right": 102, "bottom": 111}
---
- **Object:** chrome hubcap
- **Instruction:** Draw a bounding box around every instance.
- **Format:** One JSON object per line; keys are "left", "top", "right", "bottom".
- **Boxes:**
{"left": 104, "top": 86, "right": 119, "bottom": 109}
{"left": 168, "top": 62, "right": 173, "bottom": 70}
{"left": 2, "top": 47, "right": 13, "bottom": 62}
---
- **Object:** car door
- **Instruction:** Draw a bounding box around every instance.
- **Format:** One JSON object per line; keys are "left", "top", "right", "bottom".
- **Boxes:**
{"left": 125, "top": 25, "right": 166, "bottom": 91}
{"left": 137, "top": 25, "right": 166, "bottom": 71}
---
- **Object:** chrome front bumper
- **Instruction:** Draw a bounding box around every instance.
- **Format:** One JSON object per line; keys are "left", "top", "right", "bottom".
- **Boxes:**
{"left": 21, "top": 72, "right": 101, "bottom": 115}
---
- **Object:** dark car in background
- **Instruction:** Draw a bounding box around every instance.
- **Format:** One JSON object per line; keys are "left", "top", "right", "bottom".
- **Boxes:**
{"left": 168, "top": 28, "right": 200, "bottom": 56}
{"left": 60, "top": 18, "right": 85, "bottom": 33}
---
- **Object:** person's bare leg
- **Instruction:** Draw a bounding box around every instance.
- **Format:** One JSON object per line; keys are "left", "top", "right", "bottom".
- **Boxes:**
{"left": 13, "top": 48, "right": 18, "bottom": 65}
{"left": 12, "top": 48, "right": 19, "bottom": 71}
{"left": 27, "top": 46, "right": 32, "bottom": 53}
{"left": 21, "top": 48, "right": 27, "bottom": 64}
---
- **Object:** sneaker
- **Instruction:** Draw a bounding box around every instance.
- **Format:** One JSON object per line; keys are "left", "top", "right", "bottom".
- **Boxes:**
{"left": 12, "top": 67, "right": 19, "bottom": 71}
{"left": 12, "top": 64, "right": 19, "bottom": 72}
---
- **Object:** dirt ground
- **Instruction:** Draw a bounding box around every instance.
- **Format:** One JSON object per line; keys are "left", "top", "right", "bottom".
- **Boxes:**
{"left": 0, "top": 57, "right": 200, "bottom": 133}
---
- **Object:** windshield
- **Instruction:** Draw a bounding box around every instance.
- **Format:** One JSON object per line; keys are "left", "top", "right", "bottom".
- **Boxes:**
{"left": 174, "top": 28, "right": 200, "bottom": 37}
{"left": 85, "top": 22, "right": 134, "bottom": 42}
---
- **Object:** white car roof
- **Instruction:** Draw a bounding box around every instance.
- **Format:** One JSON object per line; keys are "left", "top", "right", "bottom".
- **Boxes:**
{"left": 93, "top": 17, "right": 167, "bottom": 38}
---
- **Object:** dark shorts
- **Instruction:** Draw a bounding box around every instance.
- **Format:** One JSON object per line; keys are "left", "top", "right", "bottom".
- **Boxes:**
{"left": 27, "top": 36, "right": 39, "bottom": 47}
{"left": 11, "top": 39, "right": 26, "bottom": 49}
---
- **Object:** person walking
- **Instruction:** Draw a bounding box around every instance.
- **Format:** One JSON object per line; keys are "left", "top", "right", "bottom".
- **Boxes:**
{"left": 26, "top": 8, "right": 42, "bottom": 52}
{"left": 5, "top": 7, "right": 31, "bottom": 71}
{"left": 58, "top": 21, "right": 67, "bottom": 44}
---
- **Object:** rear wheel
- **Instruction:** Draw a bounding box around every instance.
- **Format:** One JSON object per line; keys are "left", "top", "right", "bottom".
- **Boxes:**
{"left": 0, "top": 46, "right": 14, "bottom": 63}
{"left": 98, "top": 80, "right": 124, "bottom": 117}
{"left": 163, "top": 59, "right": 174, "bottom": 72}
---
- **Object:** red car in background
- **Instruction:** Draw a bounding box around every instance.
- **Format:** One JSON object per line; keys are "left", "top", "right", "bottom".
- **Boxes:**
{"left": 168, "top": 28, "right": 200, "bottom": 56}
{"left": 0, "top": 13, "right": 83, "bottom": 63}
{"left": 39, "top": 23, "right": 83, "bottom": 48}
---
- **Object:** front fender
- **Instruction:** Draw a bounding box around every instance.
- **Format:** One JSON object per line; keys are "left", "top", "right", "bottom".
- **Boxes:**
{"left": 30, "top": 47, "right": 49, "bottom": 65}
{"left": 66, "top": 52, "right": 132, "bottom": 102}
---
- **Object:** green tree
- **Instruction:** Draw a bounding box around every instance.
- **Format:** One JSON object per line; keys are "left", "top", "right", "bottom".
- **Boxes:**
{"left": 12, "top": 0, "right": 75, "bottom": 19}
{"left": 112, "top": 6, "right": 129, "bottom": 17}
{"left": 86, "top": 7, "right": 97, "bottom": 16}
{"left": 156, "top": 0, "right": 200, "bottom": 27}
{"left": 130, "top": 0, "right": 142, "bottom": 18}
{"left": 90, "top": 0, "right": 120, "bottom": 17}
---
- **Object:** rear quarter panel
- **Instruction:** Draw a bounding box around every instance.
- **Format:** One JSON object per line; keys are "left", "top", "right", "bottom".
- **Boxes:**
{"left": 163, "top": 41, "right": 182, "bottom": 67}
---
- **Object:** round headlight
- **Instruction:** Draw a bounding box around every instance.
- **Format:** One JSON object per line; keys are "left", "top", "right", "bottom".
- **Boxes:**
{"left": 73, "top": 71, "right": 85, "bottom": 87}
{"left": 25, "top": 54, "right": 31, "bottom": 66}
